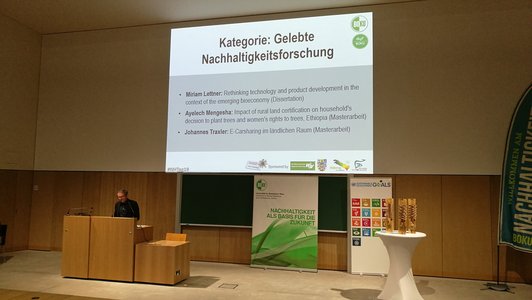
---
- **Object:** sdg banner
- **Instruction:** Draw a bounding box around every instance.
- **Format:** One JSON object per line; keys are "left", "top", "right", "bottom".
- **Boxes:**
{"left": 349, "top": 177, "right": 391, "bottom": 274}
{"left": 499, "top": 85, "right": 532, "bottom": 253}
{"left": 251, "top": 175, "right": 318, "bottom": 271}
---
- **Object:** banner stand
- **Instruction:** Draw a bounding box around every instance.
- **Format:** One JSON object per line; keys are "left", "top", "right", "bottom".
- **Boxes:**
{"left": 490, "top": 84, "right": 532, "bottom": 293}
{"left": 347, "top": 177, "right": 391, "bottom": 275}
{"left": 251, "top": 175, "right": 319, "bottom": 273}
{"left": 483, "top": 245, "right": 510, "bottom": 292}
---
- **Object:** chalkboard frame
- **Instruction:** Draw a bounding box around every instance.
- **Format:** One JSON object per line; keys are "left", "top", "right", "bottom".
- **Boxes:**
{"left": 180, "top": 174, "right": 347, "bottom": 232}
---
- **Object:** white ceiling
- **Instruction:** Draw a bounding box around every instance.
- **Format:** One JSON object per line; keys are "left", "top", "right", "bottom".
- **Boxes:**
{"left": 0, "top": 0, "right": 416, "bottom": 34}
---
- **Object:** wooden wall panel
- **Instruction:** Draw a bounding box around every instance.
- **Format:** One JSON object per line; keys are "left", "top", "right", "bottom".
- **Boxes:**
{"left": 9, "top": 171, "right": 527, "bottom": 282}
{"left": 50, "top": 172, "right": 84, "bottom": 250}
{"left": 219, "top": 227, "right": 251, "bottom": 264}
{"left": 12, "top": 171, "right": 33, "bottom": 250}
{"left": 490, "top": 175, "right": 503, "bottom": 282}
{"left": 442, "top": 176, "right": 492, "bottom": 280}
{"left": 182, "top": 226, "right": 348, "bottom": 270}
{"left": 0, "top": 171, "right": 17, "bottom": 251}
{"left": 28, "top": 171, "right": 55, "bottom": 250}
{"left": 0, "top": 171, "right": 16, "bottom": 222}
{"left": 98, "top": 172, "right": 148, "bottom": 221}
{"left": 146, "top": 173, "right": 177, "bottom": 240}
{"left": 318, "top": 232, "right": 347, "bottom": 270}
{"left": 23, "top": 171, "right": 181, "bottom": 252}
{"left": 99, "top": 172, "right": 120, "bottom": 216}
{"left": 0, "top": 170, "right": 32, "bottom": 251}
{"left": 82, "top": 172, "right": 101, "bottom": 215}
{"left": 182, "top": 226, "right": 220, "bottom": 262}
{"left": 504, "top": 247, "right": 532, "bottom": 283}
{"left": 395, "top": 175, "right": 443, "bottom": 276}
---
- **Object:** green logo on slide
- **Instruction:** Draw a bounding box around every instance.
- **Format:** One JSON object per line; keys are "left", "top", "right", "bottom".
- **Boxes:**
{"left": 353, "top": 34, "right": 368, "bottom": 49}
{"left": 290, "top": 161, "right": 315, "bottom": 171}
{"left": 256, "top": 179, "right": 267, "bottom": 191}
{"left": 351, "top": 16, "right": 368, "bottom": 32}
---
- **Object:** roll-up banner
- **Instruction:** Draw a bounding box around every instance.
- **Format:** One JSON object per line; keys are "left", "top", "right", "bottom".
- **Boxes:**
{"left": 348, "top": 177, "right": 391, "bottom": 274}
{"left": 251, "top": 175, "right": 318, "bottom": 271}
{"left": 499, "top": 84, "right": 532, "bottom": 253}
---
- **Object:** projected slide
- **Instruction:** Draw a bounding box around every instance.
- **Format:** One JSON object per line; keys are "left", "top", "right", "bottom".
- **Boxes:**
{"left": 166, "top": 13, "right": 373, "bottom": 174}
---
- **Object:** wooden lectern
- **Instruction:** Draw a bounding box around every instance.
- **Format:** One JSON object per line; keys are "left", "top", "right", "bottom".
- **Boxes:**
{"left": 134, "top": 240, "right": 190, "bottom": 285}
{"left": 62, "top": 216, "right": 90, "bottom": 278}
{"left": 62, "top": 215, "right": 153, "bottom": 282}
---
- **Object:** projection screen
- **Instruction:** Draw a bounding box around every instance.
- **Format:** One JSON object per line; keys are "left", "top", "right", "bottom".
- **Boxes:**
{"left": 166, "top": 12, "right": 373, "bottom": 174}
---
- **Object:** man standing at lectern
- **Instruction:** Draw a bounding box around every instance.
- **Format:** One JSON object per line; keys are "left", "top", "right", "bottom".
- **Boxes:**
{"left": 113, "top": 189, "right": 140, "bottom": 220}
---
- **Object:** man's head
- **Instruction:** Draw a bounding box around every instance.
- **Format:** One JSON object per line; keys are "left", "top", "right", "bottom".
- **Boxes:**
{"left": 117, "top": 189, "right": 128, "bottom": 203}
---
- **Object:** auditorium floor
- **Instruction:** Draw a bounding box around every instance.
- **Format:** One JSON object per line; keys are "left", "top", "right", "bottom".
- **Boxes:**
{"left": 0, "top": 250, "right": 530, "bottom": 300}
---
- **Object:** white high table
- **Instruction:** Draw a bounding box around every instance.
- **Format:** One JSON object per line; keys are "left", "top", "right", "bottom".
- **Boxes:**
{"left": 376, "top": 231, "right": 426, "bottom": 300}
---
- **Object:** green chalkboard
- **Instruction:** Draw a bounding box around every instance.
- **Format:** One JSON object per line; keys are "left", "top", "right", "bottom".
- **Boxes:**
{"left": 180, "top": 174, "right": 254, "bottom": 226}
{"left": 180, "top": 174, "right": 347, "bottom": 231}
{"left": 317, "top": 176, "right": 347, "bottom": 231}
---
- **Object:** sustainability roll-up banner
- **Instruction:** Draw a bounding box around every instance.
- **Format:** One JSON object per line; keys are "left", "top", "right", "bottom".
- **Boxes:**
{"left": 499, "top": 84, "right": 532, "bottom": 253}
{"left": 251, "top": 175, "right": 318, "bottom": 271}
{"left": 348, "top": 177, "right": 391, "bottom": 274}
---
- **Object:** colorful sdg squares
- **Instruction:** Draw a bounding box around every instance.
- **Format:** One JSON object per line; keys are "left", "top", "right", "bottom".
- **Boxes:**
{"left": 351, "top": 198, "right": 387, "bottom": 240}
{"left": 352, "top": 227, "right": 361, "bottom": 236}
{"left": 372, "top": 228, "right": 382, "bottom": 236}
{"left": 362, "top": 208, "right": 371, "bottom": 217}
{"left": 352, "top": 208, "right": 361, "bottom": 217}
{"left": 362, "top": 228, "right": 371, "bottom": 236}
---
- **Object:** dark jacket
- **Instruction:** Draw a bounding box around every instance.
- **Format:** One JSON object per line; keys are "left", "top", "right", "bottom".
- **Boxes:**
{"left": 113, "top": 199, "right": 140, "bottom": 220}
